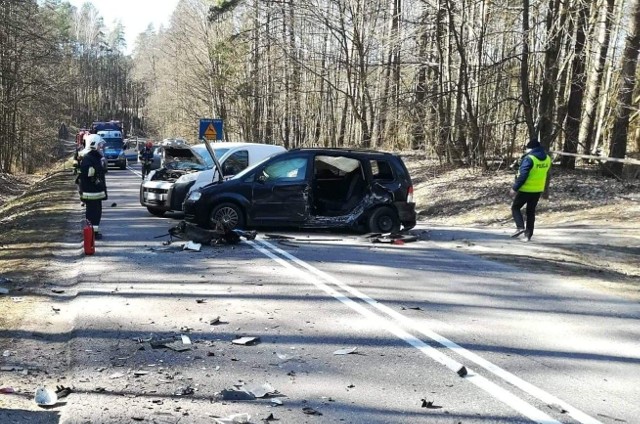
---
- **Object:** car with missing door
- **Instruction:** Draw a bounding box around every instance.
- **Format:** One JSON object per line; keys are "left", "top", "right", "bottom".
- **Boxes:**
{"left": 184, "top": 148, "right": 416, "bottom": 233}
{"left": 140, "top": 142, "right": 285, "bottom": 217}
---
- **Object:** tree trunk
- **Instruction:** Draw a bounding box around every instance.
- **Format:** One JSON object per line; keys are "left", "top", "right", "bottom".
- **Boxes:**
{"left": 580, "top": 0, "right": 615, "bottom": 155}
{"left": 562, "top": 0, "right": 589, "bottom": 169}
{"left": 605, "top": 0, "right": 640, "bottom": 177}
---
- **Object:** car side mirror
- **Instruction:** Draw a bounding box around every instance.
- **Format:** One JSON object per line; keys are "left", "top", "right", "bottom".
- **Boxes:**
{"left": 257, "top": 173, "right": 267, "bottom": 183}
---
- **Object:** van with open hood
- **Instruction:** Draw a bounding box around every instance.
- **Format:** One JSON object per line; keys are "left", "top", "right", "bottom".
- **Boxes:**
{"left": 139, "top": 142, "right": 285, "bottom": 217}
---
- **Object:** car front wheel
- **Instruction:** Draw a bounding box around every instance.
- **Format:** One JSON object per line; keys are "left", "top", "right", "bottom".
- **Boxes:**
{"left": 367, "top": 206, "right": 400, "bottom": 233}
{"left": 210, "top": 203, "right": 245, "bottom": 230}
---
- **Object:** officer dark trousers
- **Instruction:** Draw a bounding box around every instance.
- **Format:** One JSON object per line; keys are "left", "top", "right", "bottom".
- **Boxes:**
{"left": 85, "top": 200, "right": 102, "bottom": 231}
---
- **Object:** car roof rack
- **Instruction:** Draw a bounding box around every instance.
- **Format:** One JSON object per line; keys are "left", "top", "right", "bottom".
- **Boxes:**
{"left": 289, "top": 147, "right": 395, "bottom": 155}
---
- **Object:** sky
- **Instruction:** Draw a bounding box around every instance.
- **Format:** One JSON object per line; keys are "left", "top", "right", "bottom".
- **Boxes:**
{"left": 67, "top": 0, "right": 181, "bottom": 54}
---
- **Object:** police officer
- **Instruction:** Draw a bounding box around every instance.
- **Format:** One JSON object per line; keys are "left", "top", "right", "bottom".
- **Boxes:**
{"left": 139, "top": 141, "right": 155, "bottom": 179}
{"left": 79, "top": 134, "right": 108, "bottom": 240}
{"left": 509, "top": 138, "right": 551, "bottom": 241}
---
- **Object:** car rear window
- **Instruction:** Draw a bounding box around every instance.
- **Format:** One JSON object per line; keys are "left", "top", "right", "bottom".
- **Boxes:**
{"left": 370, "top": 160, "right": 394, "bottom": 181}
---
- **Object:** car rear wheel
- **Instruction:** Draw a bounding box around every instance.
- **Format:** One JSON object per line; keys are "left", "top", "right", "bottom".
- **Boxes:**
{"left": 210, "top": 203, "right": 245, "bottom": 230}
{"left": 368, "top": 206, "right": 400, "bottom": 233}
{"left": 147, "top": 207, "right": 165, "bottom": 217}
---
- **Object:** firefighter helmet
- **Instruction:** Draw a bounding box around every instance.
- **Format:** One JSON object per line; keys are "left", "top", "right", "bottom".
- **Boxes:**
{"left": 85, "top": 134, "right": 104, "bottom": 150}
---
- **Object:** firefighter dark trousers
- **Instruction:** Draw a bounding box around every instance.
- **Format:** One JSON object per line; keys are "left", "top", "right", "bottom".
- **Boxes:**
{"left": 511, "top": 192, "right": 541, "bottom": 237}
{"left": 142, "top": 162, "right": 151, "bottom": 178}
{"left": 85, "top": 200, "right": 103, "bottom": 230}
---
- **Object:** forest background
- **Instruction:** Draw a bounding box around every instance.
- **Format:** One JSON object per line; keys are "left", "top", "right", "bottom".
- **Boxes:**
{"left": 1, "top": 0, "right": 640, "bottom": 178}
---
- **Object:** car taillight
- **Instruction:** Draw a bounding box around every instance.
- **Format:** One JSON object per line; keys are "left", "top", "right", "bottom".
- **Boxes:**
{"left": 407, "top": 185, "right": 414, "bottom": 203}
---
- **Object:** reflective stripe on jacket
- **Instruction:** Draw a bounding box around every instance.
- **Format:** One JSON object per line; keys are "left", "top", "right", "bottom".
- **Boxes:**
{"left": 81, "top": 191, "right": 107, "bottom": 200}
{"left": 519, "top": 154, "right": 551, "bottom": 193}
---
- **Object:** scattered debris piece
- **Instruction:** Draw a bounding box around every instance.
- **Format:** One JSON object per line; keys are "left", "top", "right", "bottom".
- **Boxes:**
{"left": 0, "top": 387, "right": 15, "bottom": 394}
{"left": 131, "top": 416, "right": 145, "bottom": 422}
{"left": 109, "top": 372, "right": 125, "bottom": 379}
{"left": 175, "top": 386, "right": 195, "bottom": 396}
{"left": 196, "top": 298, "right": 206, "bottom": 304}
{"left": 401, "top": 306, "right": 423, "bottom": 311}
{"left": 51, "top": 289, "right": 65, "bottom": 294}
{"left": 55, "top": 385, "right": 73, "bottom": 399}
{"left": 220, "top": 389, "right": 256, "bottom": 401}
{"left": 302, "top": 407, "right": 322, "bottom": 416}
{"left": 34, "top": 387, "right": 58, "bottom": 406}
{"left": 214, "top": 413, "right": 252, "bottom": 424}
{"left": 333, "top": 347, "right": 358, "bottom": 355}
{"left": 263, "top": 413, "right": 279, "bottom": 422}
{"left": 183, "top": 241, "right": 202, "bottom": 252}
{"left": 148, "top": 335, "right": 192, "bottom": 352}
{"left": 133, "top": 371, "right": 149, "bottom": 376}
{"left": 457, "top": 366, "right": 468, "bottom": 377}
{"left": 2, "top": 350, "right": 10, "bottom": 357}
{"left": 347, "top": 384, "right": 355, "bottom": 389}
{"left": 421, "top": 399, "right": 442, "bottom": 409}
{"left": 0, "top": 287, "right": 9, "bottom": 295}
{"left": 110, "top": 203, "right": 117, "bottom": 207}
{"left": 547, "top": 404, "right": 568, "bottom": 414}
{"left": 364, "top": 232, "right": 419, "bottom": 244}
{"left": 265, "top": 234, "right": 295, "bottom": 240}
{"left": 11, "top": 297, "right": 24, "bottom": 303}
{"left": 244, "top": 382, "right": 277, "bottom": 398}
{"left": 270, "top": 398, "right": 283, "bottom": 406}
{"left": 0, "top": 366, "right": 23, "bottom": 372}
{"left": 275, "top": 352, "right": 301, "bottom": 363}
{"left": 52, "top": 306, "right": 61, "bottom": 313}
{"left": 209, "top": 316, "right": 221, "bottom": 325}
{"left": 232, "top": 336, "right": 260, "bottom": 346}
{"left": 181, "top": 334, "right": 192, "bottom": 345}
{"left": 597, "top": 413, "right": 627, "bottom": 423}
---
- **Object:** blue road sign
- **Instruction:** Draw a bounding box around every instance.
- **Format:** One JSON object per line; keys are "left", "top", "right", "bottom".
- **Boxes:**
{"left": 199, "top": 118, "right": 224, "bottom": 141}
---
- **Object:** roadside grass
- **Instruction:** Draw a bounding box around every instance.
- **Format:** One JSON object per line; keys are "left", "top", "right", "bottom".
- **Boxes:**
{"left": 0, "top": 160, "right": 79, "bottom": 332}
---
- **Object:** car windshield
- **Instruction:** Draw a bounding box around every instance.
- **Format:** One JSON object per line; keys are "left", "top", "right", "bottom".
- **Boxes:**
{"left": 103, "top": 139, "right": 123, "bottom": 149}
{"left": 190, "top": 145, "right": 229, "bottom": 168}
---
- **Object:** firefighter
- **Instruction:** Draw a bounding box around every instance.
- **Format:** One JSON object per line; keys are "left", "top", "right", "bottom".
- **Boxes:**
{"left": 79, "top": 134, "right": 108, "bottom": 240}
{"left": 139, "top": 141, "right": 155, "bottom": 179}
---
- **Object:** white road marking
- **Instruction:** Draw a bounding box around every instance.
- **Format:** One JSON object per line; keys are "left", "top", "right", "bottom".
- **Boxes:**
{"left": 127, "top": 166, "right": 142, "bottom": 178}
{"left": 248, "top": 240, "right": 562, "bottom": 424}
{"left": 257, "top": 240, "right": 602, "bottom": 424}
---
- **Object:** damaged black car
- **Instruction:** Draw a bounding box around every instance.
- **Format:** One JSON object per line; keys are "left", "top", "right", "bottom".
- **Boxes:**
{"left": 183, "top": 148, "right": 416, "bottom": 233}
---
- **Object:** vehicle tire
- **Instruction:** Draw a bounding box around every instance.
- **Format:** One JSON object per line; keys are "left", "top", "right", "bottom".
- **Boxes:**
{"left": 210, "top": 202, "right": 245, "bottom": 230}
{"left": 119, "top": 160, "right": 127, "bottom": 170}
{"left": 147, "top": 207, "right": 165, "bottom": 217}
{"left": 367, "top": 206, "right": 400, "bottom": 233}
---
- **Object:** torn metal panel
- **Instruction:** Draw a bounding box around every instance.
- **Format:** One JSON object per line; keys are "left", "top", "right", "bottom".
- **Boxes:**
{"left": 168, "top": 221, "right": 256, "bottom": 245}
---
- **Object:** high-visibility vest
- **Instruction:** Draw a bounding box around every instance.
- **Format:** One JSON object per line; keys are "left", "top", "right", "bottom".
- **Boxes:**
{"left": 519, "top": 154, "right": 551, "bottom": 193}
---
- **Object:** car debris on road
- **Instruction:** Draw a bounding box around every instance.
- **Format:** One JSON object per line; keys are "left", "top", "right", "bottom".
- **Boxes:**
{"left": 232, "top": 336, "right": 260, "bottom": 346}
{"left": 168, "top": 220, "right": 256, "bottom": 246}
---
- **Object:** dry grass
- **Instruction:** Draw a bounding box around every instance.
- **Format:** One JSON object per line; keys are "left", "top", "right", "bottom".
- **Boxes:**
{"left": 0, "top": 164, "right": 78, "bottom": 332}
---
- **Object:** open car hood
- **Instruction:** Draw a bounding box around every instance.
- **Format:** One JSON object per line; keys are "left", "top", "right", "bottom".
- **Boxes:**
{"left": 163, "top": 145, "right": 206, "bottom": 169}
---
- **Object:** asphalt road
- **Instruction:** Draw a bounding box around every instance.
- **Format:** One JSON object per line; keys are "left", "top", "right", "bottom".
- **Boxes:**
{"left": 3, "top": 162, "right": 639, "bottom": 424}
